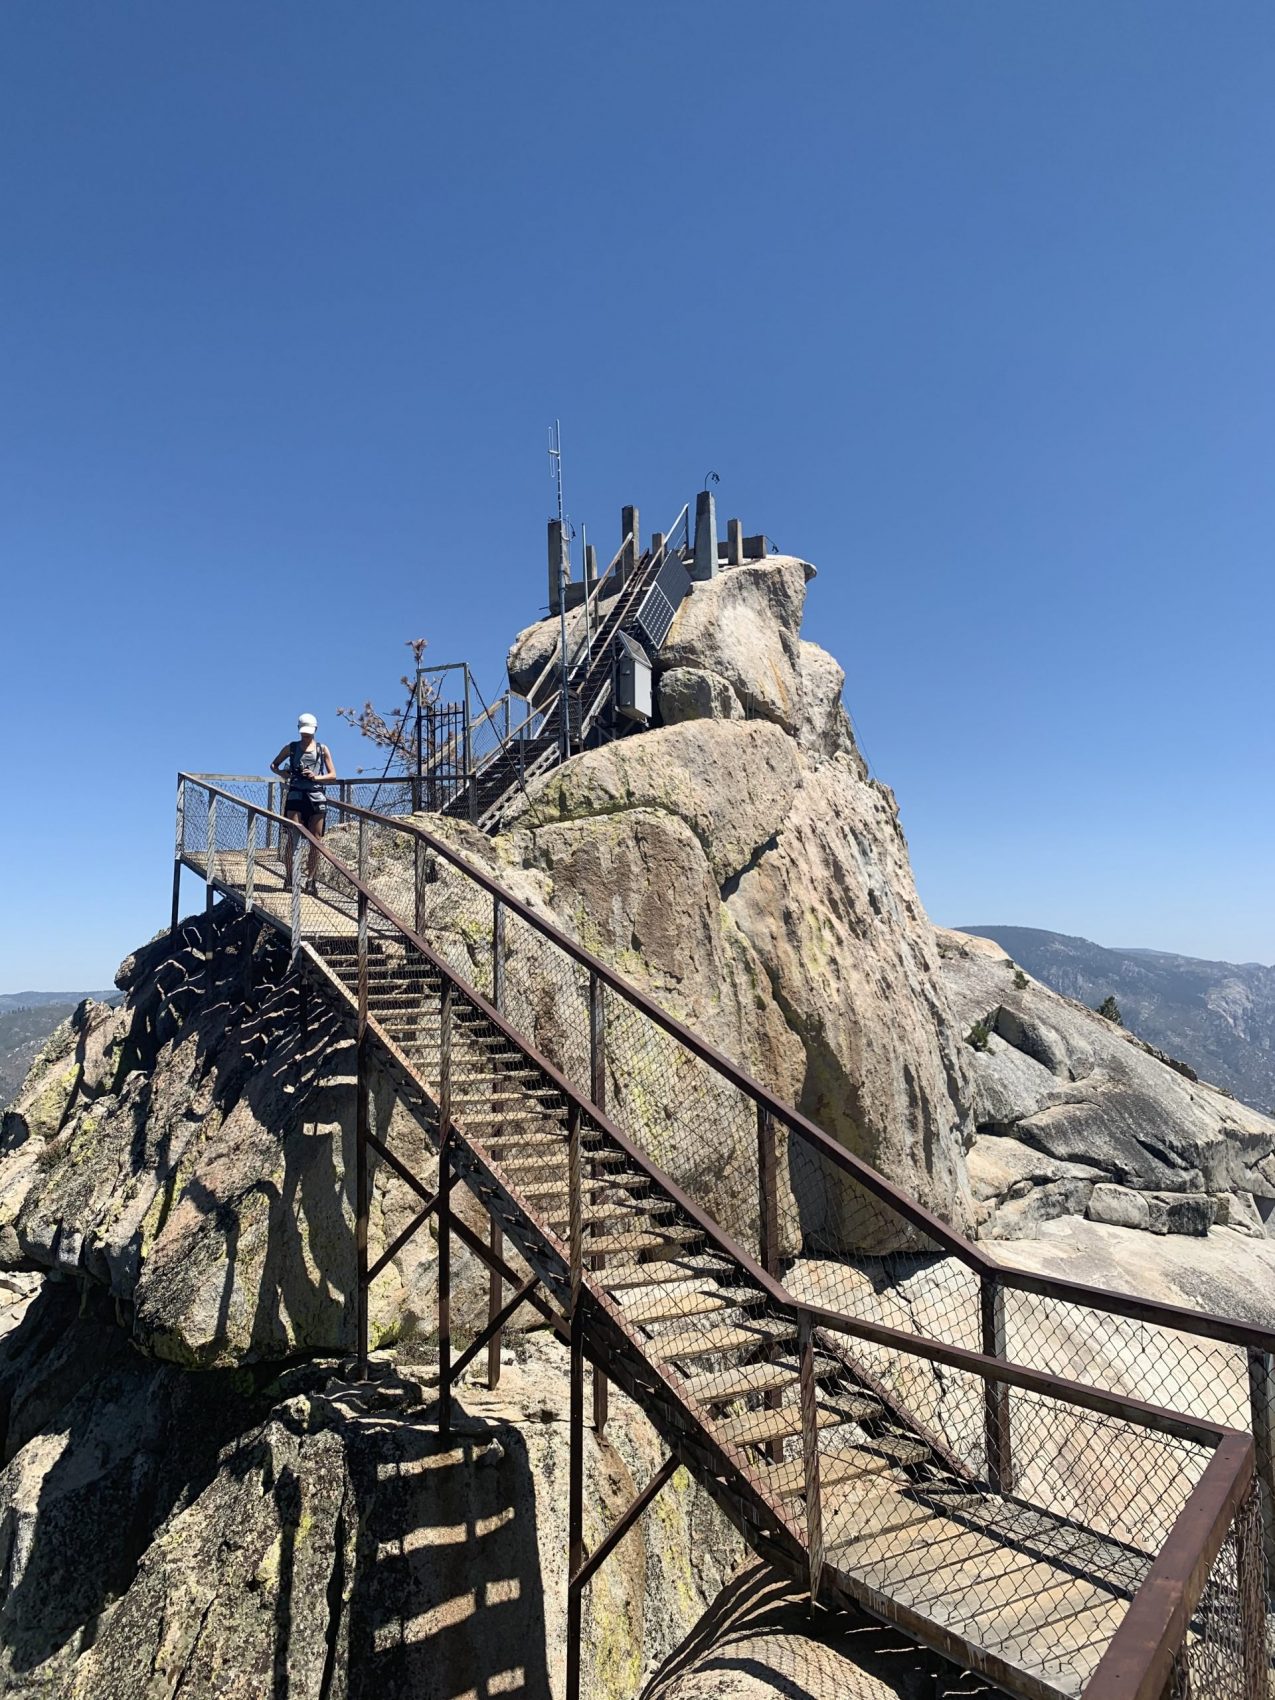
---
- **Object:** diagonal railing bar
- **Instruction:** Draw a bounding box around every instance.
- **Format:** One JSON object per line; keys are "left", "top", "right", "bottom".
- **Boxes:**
{"left": 173, "top": 772, "right": 1271, "bottom": 1700}
{"left": 299, "top": 787, "right": 1275, "bottom": 1354}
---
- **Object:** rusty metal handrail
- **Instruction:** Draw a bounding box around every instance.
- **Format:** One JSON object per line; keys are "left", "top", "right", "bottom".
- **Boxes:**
{"left": 177, "top": 775, "right": 1271, "bottom": 1700}
{"left": 295, "top": 786, "right": 1275, "bottom": 1364}
{"left": 1084, "top": 1432, "right": 1259, "bottom": 1700}
{"left": 175, "top": 772, "right": 1266, "bottom": 1699}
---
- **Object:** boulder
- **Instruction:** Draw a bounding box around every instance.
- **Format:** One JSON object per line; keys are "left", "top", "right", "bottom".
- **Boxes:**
{"left": 492, "top": 711, "right": 974, "bottom": 1244}
{"left": 659, "top": 558, "right": 812, "bottom": 734}
{"left": 937, "top": 928, "right": 1275, "bottom": 1239}
{"left": 0, "top": 1288, "right": 740, "bottom": 1700}
{"left": 657, "top": 666, "right": 743, "bottom": 725}
{"left": 0, "top": 912, "right": 499, "bottom": 1367}
{"left": 1087, "top": 1183, "right": 1150, "bottom": 1232}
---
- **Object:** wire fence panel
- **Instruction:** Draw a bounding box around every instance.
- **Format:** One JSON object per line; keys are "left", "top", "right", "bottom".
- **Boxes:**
{"left": 171, "top": 776, "right": 1271, "bottom": 1699}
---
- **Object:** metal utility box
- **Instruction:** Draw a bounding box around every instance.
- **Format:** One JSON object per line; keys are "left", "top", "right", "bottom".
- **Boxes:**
{"left": 614, "top": 631, "right": 653, "bottom": 724}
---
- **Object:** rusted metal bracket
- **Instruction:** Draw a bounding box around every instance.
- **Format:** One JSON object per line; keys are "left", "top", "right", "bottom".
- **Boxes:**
{"left": 571, "top": 1452, "right": 679, "bottom": 1594}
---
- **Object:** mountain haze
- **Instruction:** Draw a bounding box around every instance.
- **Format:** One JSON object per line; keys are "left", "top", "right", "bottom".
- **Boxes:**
{"left": 962, "top": 926, "right": 1275, "bottom": 1115}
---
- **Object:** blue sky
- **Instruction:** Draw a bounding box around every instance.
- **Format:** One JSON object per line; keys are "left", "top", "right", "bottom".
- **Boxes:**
{"left": 1, "top": 2, "right": 1271, "bottom": 990}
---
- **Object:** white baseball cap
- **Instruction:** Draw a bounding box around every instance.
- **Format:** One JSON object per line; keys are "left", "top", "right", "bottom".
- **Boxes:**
{"left": 297, "top": 713, "right": 317, "bottom": 734}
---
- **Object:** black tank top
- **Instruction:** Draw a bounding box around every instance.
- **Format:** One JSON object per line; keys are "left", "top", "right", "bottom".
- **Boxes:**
{"left": 286, "top": 740, "right": 328, "bottom": 801}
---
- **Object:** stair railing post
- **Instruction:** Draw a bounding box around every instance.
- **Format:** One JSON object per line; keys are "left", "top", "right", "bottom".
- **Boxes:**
{"left": 757, "top": 1105, "right": 779, "bottom": 1277}
{"left": 244, "top": 810, "right": 257, "bottom": 914}
{"left": 1236, "top": 1476, "right": 1268, "bottom": 1700}
{"left": 205, "top": 792, "right": 217, "bottom": 892}
{"left": 588, "top": 972, "right": 610, "bottom": 1435}
{"left": 414, "top": 840, "right": 426, "bottom": 934}
{"left": 486, "top": 896, "right": 508, "bottom": 1391}
{"left": 355, "top": 882, "right": 370, "bottom": 1381}
{"left": 437, "top": 978, "right": 453, "bottom": 1437}
{"left": 266, "top": 780, "right": 278, "bottom": 851}
{"left": 204, "top": 794, "right": 218, "bottom": 982}
{"left": 1247, "top": 1349, "right": 1275, "bottom": 1569}
{"left": 290, "top": 860, "right": 301, "bottom": 958}
{"left": 797, "top": 1310, "right": 825, "bottom": 1609}
{"left": 980, "top": 1273, "right": 1013, "bottom": 1493}
{"left": 170, "top": 777, "right": 185, "bottom": 935}
{"left": 566, "top": 1101, "right": 585, "bottom": 1700}
{"left": 757, "top": 1104, "right": 783, "bottom": 1457}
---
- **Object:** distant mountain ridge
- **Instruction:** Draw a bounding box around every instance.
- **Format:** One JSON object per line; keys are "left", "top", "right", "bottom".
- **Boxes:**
{"left": 0, "top": 991, "right": 118, "bottom": 1106}
{"left": 960, "top": 925, "right": 1275, "bottom": 1115}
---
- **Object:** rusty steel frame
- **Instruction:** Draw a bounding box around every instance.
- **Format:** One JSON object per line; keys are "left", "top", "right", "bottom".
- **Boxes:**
{"left": 173, "top": 776, "right": 1269, "bottom": 1700}
{"left": 260, "top": 778, "right": 1275, "bottom": 1548}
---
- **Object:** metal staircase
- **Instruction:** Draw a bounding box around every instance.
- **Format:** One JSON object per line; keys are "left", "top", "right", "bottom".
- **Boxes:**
{"left": 174, "top": 776, "right": 1269, "bottom": 1700}
{"left": 438, "top": 507, "right": 694, "bottom": 831}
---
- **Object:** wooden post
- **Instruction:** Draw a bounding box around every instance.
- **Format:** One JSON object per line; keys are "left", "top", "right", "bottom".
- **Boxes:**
{"left": 981, "top": 1273, "right": 1013, "bottom": 1493}
{"left": 438, "top": 979, "right": 453, "bottom": 1437}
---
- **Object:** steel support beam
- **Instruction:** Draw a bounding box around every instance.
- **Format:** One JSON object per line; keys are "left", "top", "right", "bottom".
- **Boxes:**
{"left": 488, "top": 899, "right": 507, "bottom": 1390}
{"left": 981, "top": 1273, "right": 1013, "bottom": 1493}
{"left": 572, "top": 1453, "right": 679, "bottom": 1594}
{"left": 1247, "top": 1348, "right": 1275, "bottom": 1568}
{"left": 438, "top": 979, "right": 453, "bottom": 1437}
{"left": 589, "top": 973, "right": 609, "bottom": 1436}
{"left": 355, "top": 887, "right": 371, "bottom": 1380}
{"left": 566, "top": 1305, "right": 585, "bottom": 1700}
{"left": 451, "top": 1273, "right": 540, "bottom": 1384}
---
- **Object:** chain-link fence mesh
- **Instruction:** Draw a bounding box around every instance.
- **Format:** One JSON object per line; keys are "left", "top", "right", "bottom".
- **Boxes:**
{"left": 1186, "top": 1481, "right": 1267, "bottom": 1700}
{"left": 176, "top": 777, "right": 1272, "bottom": 1700}
{"left": 180, "top": 782, "right": 1275, "bottom": 1426}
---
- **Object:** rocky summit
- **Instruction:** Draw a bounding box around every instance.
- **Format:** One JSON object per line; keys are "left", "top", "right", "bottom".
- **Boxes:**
{"left": 1, "top": 549, "right": 1273, "bottom": 1697}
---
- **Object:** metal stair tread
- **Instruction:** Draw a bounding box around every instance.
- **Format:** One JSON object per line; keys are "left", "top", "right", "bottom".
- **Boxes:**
{"left": 597, "top": 1259, "right": 732, "bottom": 1291}
{"left": 765, "top": 1442, "right": 920, "bottom": 1501}
{"left": 622, "top": 1287, "right": 756, "bottom": 1327}
{"left": 656, "top": 1319, "right": 791, "bottom": 1364}
{"left": 584, "top": 1228, "right": 705, "bottom": 1258}
{"left": 718, "top": 1397, "right": 882, "bottom": 1450}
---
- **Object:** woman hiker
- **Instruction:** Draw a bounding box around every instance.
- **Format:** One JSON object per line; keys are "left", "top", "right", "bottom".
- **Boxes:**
{"left": 270, "top": 713, "right": 336, "bottom": 894}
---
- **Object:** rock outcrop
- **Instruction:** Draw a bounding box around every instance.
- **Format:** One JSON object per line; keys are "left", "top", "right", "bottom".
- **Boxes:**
{"left": 0, "top": 1282, "right": 740, "bottom": 1700}
{"left": 938, "top": 929, "right": 1275, "bottom": 1243}
{"left": 0, "top": 916, "right": 487, "bottom": 1366}
{"left": 491, "top": 558, "right": 975, "bottom": 1241}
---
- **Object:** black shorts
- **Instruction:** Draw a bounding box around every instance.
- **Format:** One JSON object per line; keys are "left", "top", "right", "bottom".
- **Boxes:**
{"left": 286, "top": 792, "right": 326, "bottom": 830}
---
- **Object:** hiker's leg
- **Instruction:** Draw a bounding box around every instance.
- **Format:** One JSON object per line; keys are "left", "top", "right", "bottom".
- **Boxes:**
{"left": 307, "top": 811, "right": 324, "bottom": 883}
{"left": 284, "top": 808, "right": 302, "bottom": 886}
